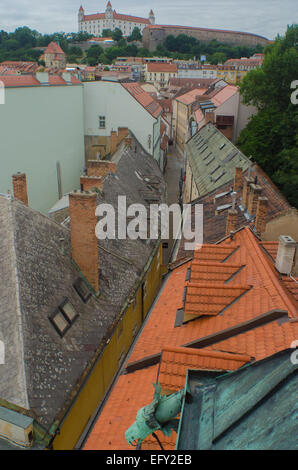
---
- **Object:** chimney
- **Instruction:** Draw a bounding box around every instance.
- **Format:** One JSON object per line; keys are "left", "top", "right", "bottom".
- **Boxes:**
{"left": 110, "top": 131, "right": 118, "bottom": 155}
{"left": 80, "top": 176, "right": 103, "bottom": 192}
{"left": 36, "top": 72, "right": 49, "bottom": 85}
{"left": 12, "top": 172, "right": 28, "bottom": 206}
{"left": 69, "top": 191, "right": 99, "bottom": 293}
{"left": 242, "top": 176, "right": 254, "bottom": 210}
{"left": 247, "top": 183, "right": 262, "bottom": 217}
{"left": 86, "top": 160, "right": 116, "bottom": 178}
{"left": 117, "top": 127, "right": 129, "bottom": 144}
{"left": 234, "top": 167, "right": 242, "bottom": 192}
{"left": 205, "top": 111, "right": 214, "bottom": 124}
{"left": 275, "top": 235, "right": 297, "bottom": 275}
{"left": 226, "top": 209, "right": 238, "bottom": 236}
{"left": 255, "top": 196, "right": 268, "bottom": 234}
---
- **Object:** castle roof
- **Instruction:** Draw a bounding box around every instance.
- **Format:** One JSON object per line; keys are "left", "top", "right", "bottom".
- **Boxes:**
{"left": 82, "top": 10, "right": 150, "bottom": 24}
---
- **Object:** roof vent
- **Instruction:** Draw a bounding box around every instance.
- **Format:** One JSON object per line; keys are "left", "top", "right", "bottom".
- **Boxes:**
{"left": 275, "top": 235, "right": 297, "bottom": 275}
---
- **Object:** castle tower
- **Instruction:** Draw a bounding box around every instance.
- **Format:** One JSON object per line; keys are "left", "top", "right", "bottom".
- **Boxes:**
{"left": 105, "top": 1, "right": 113, "bottom": 19}
{"left": 149, "top": 9, "right": 155, "bottom": 25}
{"left": 78, "top": 5, "right": 84, "bottom": 31}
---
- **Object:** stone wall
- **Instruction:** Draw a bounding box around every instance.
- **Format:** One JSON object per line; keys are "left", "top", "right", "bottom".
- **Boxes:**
{"left": 143, "top": 25, "right": 269, "bottom": 52}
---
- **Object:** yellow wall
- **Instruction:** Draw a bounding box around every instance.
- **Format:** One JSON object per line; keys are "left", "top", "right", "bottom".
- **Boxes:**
{"left": 51, "top": 244, "right": 163, "bottom": 450}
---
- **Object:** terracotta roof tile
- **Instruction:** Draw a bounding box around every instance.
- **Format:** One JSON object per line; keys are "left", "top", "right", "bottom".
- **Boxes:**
{"left": 84, "top": 227, "right": 298, "bottom": 450}
{"left": 44, "top": 42, "right": 65, "bottom": 56}
{"left": 122, "top": 82, "right": 162, "bottom": 118}
{"left": 158, "top": 346, "right": 251, "bottom": 392}
{"left": 147, "top": 63, "right": 178, "bottom": 73}
{"left": 184, "top": 282, "right": 250, "bottom": 319}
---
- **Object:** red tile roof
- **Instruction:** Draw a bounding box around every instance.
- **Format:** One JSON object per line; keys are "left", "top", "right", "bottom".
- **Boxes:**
{"left": 44, "top": 42, "right": 65, "bottom": 56}
{"left": 0, "top": 75, "right": 40, "bottom": 87}
{"left": 158, "top": 346, "right": 251, "bottom": 392}
{"left": 122, "top": 82, "right": 162, "bottom": 118}
{"left": 83, "top": 11, "right": 150, "bottom": 25}
{"left": 147, "top": 63, "right": 178, "bottom": 73}
{"left": 84, "top": 227, "right": 298, "bottom": 450}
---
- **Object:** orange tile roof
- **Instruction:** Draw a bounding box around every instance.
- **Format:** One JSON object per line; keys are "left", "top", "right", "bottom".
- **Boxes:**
{"left": 184, "top": 283, "right": 250, "bottom": 318}
{"left": 84, "top": 227, "right": 298, "bottom": 450}
{"left": 176, "top": 87, "right": 208, "bottom": 105}
{"left": 190, "top": 261, "right": 244, "bottom": 283}
{"left": 0, "top": 75, "right": 40, "bottom": 87}
{"left": 147, "top": 63, "right": 178, "bottom": 73}
{"left": 44, "top": 42, "right": 65, "bottom": 56}
{"left": 158, "top": 346, "right": 251, "bottom": 392}
{"left": 211, "top": 84, "right": 238, "bottom": 107}
{"left": 122, "top": 82, "right": 162, "bottom": 118}
{"left": 83, "top": 11, "right": 150, "bottom": 25}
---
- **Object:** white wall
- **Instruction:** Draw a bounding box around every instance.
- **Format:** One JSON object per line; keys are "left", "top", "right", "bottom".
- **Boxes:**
{"left": 83, "top": 81, "right": 159, "bottom": 159}
{"left": 0, "top": 85, "right": 85, "bottom": 214}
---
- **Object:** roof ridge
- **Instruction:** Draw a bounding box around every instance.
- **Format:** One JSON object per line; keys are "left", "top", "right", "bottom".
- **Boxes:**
{"left": 244, "top": 228, "right": 297, "bottom": 317}
{"left": 162, "top": 345, "right": 251, "bottom": 362}
{"left": 6, "top": 196, "right": 29, "bottom": 409}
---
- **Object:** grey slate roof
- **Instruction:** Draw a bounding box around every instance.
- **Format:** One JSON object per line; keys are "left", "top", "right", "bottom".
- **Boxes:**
{"left": 186, "top": 122, "right": 250, "bottom": 198}
{"left": 0, "top": 134, "right": 166, "bottom": 435}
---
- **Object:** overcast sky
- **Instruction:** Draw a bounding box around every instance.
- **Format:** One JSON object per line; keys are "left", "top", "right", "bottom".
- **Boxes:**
{"left": 0, "top": 0, "right": 296, "bottom": 39}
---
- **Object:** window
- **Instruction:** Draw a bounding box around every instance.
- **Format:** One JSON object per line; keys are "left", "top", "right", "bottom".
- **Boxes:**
{"left": 99, "top": 115, "right": 106, "bottom": 129}
{"left": 73, "top": 278, "right": 91, "bottom": 303}
{"left": 49, "top": 299, "right": 79, "bottom": 338}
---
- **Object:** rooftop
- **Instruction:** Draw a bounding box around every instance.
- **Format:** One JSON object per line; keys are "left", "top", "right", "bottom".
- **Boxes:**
{"left": 122, "top": 82, "right": 162, "bottom": 118}
{"left": 0, "top": 133, "right": 166, "bottom": 441}
{"left": 83, "top": 227, "right": 298, "bottom": 450}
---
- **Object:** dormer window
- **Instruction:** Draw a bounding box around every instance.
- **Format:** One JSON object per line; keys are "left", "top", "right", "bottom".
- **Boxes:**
{"left": 49, "top": 299, "right": 79, "bottom": 338}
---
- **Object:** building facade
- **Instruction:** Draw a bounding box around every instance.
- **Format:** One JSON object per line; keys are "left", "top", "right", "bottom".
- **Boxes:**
{"left": 0, "top": 73, "right": 84, "bottom": 214}
{"left": 83, "top": 80, "right": 162, "bottom": 165}
{"left": 78, "top": 2, "right": 155, "bottom": 37}
{"left": 44, "top": 42, "right": 67, "bottom": 69}
{"left": 144, "top": 63, "right": 178, "bottom": 89}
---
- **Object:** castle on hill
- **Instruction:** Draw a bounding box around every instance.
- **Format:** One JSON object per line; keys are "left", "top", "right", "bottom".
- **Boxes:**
{"left": 78, "top": 2, "right": 155, "bottom": 37}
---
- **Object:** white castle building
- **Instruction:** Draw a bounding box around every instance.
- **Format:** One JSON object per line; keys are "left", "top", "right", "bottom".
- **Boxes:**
{"left": 78, "top": 2, "right": 155, "bottom": 37}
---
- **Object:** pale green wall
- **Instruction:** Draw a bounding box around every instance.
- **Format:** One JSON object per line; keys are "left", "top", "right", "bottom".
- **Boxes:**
{"left": 0, "top": 84, "right": 85, "bottom": 214}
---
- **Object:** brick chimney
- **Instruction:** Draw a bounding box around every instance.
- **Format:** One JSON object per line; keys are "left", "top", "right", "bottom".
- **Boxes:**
{"left": 110, "top": 131, "right": 118, "bottom": 155}
{"left": 255, "top": 196, "right": 268, "bottom": 234}
{"left": 226, "top": 209, "right": 238, "bottom": 236}
{"left": 86, "top": 160, "right": 116, "bottom": 178}
{"left": 69, "top": 191, "right": 99, "bottom": 293}
{"left": 80, "top": 176, "right": 103, "bottom": 192}
{"left": 234, "top": 167, "right": 242, "bottom": 192}
{"left": 117, "top": 127, "right": 129, "bottom": 144}
{"left": 12, "top": 172, "right": 28, "bottom": 206}
{"left": 242, "top": 176, "right": 254, "bottom": 210}
{"left": 247, "top": 183, "right": 262, "bottom": 217}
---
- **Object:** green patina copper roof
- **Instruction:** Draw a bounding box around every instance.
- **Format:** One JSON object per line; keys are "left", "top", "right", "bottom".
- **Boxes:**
{"left": 176, "top": 349, "right": 298, "bottom": 450}
{"left": 186, "top": 123, "right": 250, "bottom": 197}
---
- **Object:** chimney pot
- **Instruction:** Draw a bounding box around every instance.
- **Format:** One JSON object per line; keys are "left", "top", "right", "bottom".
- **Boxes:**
{"left": 275, "top": 235, "right": 297, "bottom": 275}
{"left": 12, "top": 172, "right": 28, "bottom": 206}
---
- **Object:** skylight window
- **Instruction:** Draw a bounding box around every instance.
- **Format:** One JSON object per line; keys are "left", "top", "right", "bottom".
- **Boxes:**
{"left": 219, "top": 143, "right": 226, "bottom": 150}
{"left": 49, "top": 299, "right": 79, "bottom": 338}
{"left": 74, "top": 278, "right": 91, "bottom": 303}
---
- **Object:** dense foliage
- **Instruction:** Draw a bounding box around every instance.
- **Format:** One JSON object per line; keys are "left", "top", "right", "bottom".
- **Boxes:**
{"left": 237, "top": 25, "right": 298, "bottom": 207}
{"left": 0, "top": 26, "right": 264, "bottom": 66}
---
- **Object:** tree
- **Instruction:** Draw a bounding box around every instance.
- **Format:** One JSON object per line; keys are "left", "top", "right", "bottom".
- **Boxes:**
{"left": 102, "top": 29, "right": 113, "bottom": 38}
{"left": 127, "top": 27, "right": 142, "bottom": 42}
{"left": 237, "top": 25, "right": 298, "bottom": 207}
{"left": 112, "top": 28, "right": 123, "bottom": 42}
{"left": 210, "top": 52, "right": 226, "bottom": 64}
